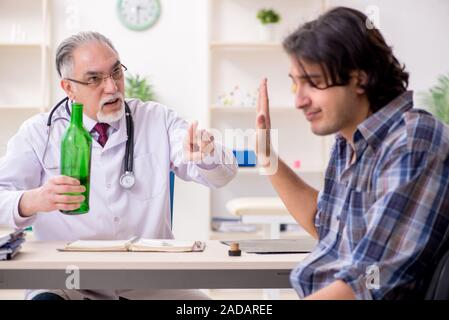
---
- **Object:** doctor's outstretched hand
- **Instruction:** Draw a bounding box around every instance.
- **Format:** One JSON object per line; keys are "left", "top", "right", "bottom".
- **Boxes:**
{"left": 183, "top": 121, "right": 215, "bottom": 162}
{"left": 18, "top": 175, "right": 86, "bottom": 217}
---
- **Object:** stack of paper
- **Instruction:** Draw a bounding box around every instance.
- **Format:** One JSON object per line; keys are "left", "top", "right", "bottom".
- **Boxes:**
{"left": 0, "top": 228, "right": 26, "bottom": 260}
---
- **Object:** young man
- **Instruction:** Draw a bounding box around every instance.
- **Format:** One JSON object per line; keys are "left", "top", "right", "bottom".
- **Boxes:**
{"left": 256, "top": 7, "right": 449, "bottom": 299}
{"left": 0, "top": 32, "right": 237, "bottom": 300}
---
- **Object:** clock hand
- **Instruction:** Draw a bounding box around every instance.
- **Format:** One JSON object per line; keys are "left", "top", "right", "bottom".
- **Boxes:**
{"left": 136, "top": 5, "right": 141, "bottom": 24}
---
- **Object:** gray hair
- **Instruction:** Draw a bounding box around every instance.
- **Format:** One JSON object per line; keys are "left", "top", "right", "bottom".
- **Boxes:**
{"left": 55, "top": 31, "right": 118, "bottom": 78}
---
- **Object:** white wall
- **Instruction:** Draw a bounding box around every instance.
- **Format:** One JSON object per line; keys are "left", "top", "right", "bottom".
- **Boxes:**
{"left": 329, "top": 0, "right": 449, "bottom": 98}
{"left": 51, "top": 0, "right": 208, "bottom": 120}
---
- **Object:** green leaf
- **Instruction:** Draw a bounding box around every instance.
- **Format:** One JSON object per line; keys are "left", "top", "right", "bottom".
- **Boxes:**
{"left": 125, "top": 73, "right": 156, "bottom": 102}
{"left": 421, "top": 73, "right": 449, "bottom": 124}
{"left": 256, "top": 8, "right": 281, "bottom": 25}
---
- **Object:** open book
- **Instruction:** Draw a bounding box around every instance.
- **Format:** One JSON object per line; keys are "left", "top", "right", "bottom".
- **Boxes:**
{"left": 59, "top": 238, "right": 206, "bottom": 252}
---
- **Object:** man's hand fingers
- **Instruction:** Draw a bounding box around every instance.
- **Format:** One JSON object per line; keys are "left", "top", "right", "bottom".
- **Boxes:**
{"left": 257, "top": 79, "right": 262, "bottom": 113}
{"left": 256, "top": 113, "right": 267, "bottom": 130}
{"left": 258, "top": 78, "right": 271, "bottom": 128}
{"left": 256, "top": 113, "right": 271, "bottom": 160}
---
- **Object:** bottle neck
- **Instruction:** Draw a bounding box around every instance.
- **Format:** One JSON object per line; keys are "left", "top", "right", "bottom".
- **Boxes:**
{"left": 71, "top": 103, "right": 84, "bottom": 128}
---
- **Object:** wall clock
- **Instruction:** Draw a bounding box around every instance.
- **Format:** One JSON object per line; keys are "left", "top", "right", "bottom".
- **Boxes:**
{"left": 117, "top": 0, "right": 161, "bottom": 31}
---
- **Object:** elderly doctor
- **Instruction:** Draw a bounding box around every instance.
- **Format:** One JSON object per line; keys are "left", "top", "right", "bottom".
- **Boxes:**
{"left": 0, "top": 31, "right": 237, "bottom": 300}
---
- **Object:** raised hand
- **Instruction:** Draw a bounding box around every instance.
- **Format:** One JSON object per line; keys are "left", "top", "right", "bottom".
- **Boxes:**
{"left": 183, "top": 121, "right": 215, "bottom": 162}
{"left": 256, "top": 78, "right": 272, "bottom": 167}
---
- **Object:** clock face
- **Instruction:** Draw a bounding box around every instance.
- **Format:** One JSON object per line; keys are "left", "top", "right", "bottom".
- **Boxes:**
{"left": 117, "top": 0, "right": 161, "bottom": 31}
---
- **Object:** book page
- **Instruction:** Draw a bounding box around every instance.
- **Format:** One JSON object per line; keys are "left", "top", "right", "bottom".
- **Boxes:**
{"left": 62, "top": 239, "right": 132, "bottom": 251}
{"left": 129, "top": 239, "right": 199, "bottom": 252}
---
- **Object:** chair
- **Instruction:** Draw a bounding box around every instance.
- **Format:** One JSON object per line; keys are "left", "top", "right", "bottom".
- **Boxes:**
{"left": 425, "top": 249, "right": 449, "bottom": 300}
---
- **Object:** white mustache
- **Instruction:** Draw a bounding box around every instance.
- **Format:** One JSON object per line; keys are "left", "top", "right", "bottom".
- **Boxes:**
{"left": 100, "top": 93, "right": 123, "bottom": 108}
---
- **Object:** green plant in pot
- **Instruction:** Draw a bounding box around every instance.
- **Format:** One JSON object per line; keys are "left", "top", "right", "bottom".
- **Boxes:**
{"left": 125, "top": 73, "right": 156, "bottom": 102}
{"left": 422, "top": 74, "right": 449, "bottom": 125}
{"left": 256, "top": 8, "right": 281, "bottom": 41}
{"left": 257, "top": 8, "right": 281, "bottom": 25}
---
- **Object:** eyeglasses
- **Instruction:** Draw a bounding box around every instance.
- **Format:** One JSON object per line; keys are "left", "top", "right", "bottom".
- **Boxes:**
{"left": 65, "top": 64, "right": 127, "bottom": 88}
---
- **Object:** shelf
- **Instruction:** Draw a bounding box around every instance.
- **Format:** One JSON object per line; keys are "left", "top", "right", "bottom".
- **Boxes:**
{"left": 0, "top": 105, "right": 42, "bottom": 110}
{"left": 209, "top": 42, "right": 282, "bottom": 50}
{"left": 211, "top": 106, "right": 296, "bottom": 113}
{"left": 207, "top": 0, "right": 331, "bottom": 238}
{"left": 0, "top": 42, "right": 45, "bottom": 48}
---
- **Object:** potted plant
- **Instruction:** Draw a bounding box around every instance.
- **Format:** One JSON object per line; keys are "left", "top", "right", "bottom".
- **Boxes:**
{"left": 256, "top": 8, "right": 281, "bottom": 41}
{"left": 422, "top": 74, "right": 449, "bottom": 124}
{"left": 125, "top": 73, "right": 156, "bottom": 102}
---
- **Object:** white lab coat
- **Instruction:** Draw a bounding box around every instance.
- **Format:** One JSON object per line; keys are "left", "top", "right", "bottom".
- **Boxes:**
{"left": 0, "top": 98, "right": 237, "bottom": 300}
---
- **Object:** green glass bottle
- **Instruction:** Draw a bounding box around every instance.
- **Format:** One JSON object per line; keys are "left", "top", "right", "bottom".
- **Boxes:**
{"left": 60, "top": 102, "right": 92, "bottom": 215}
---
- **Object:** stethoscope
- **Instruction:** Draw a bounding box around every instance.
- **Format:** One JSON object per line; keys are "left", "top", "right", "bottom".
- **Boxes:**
{"left": 42, "top": 96, "right": 136, "bottom": 189}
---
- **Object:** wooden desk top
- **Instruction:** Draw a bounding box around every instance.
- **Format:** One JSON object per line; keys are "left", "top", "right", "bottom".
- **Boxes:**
{"left": 0, "top": 240, "right": 307, "bottom": 270}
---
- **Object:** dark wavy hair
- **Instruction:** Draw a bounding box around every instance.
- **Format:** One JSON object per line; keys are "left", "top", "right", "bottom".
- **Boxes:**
{"left": 283, "top": 7, "right": 409, "bottom": 113}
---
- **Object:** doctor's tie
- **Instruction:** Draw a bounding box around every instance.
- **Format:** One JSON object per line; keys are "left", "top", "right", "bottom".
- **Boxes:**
{"left": 93, "top": 123, "right": 110, "bottom": 147}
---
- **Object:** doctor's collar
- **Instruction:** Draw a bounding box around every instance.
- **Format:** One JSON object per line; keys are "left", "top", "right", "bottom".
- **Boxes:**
{"left": 66, "top": 100, "right": 122, "bottom": 132}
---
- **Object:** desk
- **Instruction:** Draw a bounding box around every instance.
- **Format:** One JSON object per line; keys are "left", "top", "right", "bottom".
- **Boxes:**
{"left": 0, "top": 240, "right": 307, "bottom": 290}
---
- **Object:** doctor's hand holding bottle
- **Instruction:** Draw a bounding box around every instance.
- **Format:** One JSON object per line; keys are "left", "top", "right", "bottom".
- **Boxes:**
{"left": 18, "top": 175, "right": 86, "bottom": 217}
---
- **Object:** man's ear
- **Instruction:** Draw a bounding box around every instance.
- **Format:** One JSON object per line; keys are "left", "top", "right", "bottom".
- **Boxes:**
{"left": 60, "top": 79, "right": 76, "bottom": 101}
{"left": 355, "top": 71, "right": 368, "bottom": 95}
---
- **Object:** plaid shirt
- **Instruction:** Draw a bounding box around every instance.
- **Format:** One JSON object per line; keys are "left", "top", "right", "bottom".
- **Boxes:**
{"left": 290, "top": 91, "right": 449, "bottom": 299}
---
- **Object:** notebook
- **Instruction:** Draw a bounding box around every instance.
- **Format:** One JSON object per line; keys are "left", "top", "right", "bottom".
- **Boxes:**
{"left": 0, "top": 228, "right": 26, "bottom": 260}
{"left": 59, "top": 238, "right": 206, "bottom": 252}
{"left": 221, "top": 238, "right": 317, "bottom": 254}
{"left": 0, "top": 237, "right": 26, "bottom": 255}
{"left": 0, "top": 248, "right": 22, "bottom": 261}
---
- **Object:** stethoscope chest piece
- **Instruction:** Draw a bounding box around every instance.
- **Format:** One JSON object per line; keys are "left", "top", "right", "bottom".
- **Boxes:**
{"left": 120, "top": 171, "right": 135, "bottom": 189}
